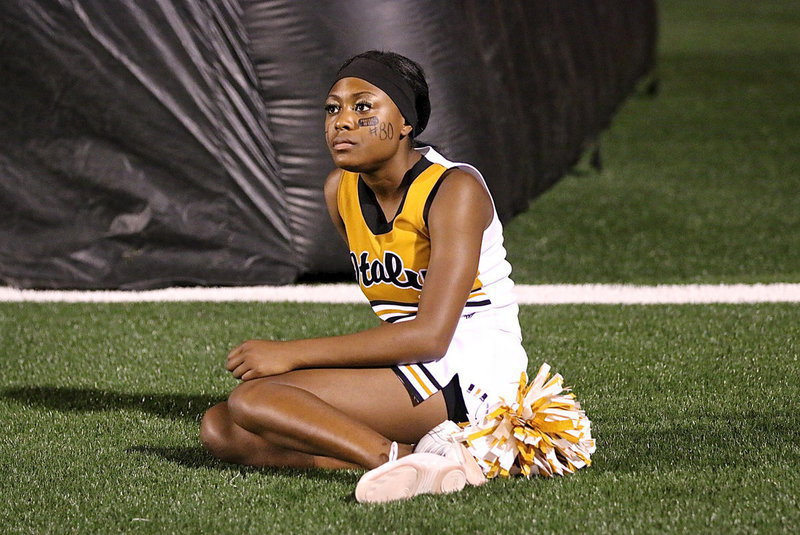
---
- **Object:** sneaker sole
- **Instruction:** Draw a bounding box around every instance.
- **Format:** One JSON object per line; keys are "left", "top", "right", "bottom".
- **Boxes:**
{"left": 450, "top": 443, "right": 487, "bottom": 487}
{"left": 355, "top": 453, "right": 467, "bottom": 503}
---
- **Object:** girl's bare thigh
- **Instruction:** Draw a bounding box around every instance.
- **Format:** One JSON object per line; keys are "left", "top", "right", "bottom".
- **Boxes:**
{"left": 237, "top": 366, "right": 447, "bottom": 444}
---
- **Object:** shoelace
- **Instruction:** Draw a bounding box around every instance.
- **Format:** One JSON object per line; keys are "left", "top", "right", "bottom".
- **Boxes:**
{"left": 388, "top": 441, "right": 399, "bottom": 462}
{"left": 422, "top": 427, "right": 458, "bottom": 456}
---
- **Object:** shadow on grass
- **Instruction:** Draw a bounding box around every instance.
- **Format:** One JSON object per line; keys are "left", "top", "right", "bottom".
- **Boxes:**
{"left": 1, "top": 385, "right": 220, "bottom": 421}
{"left": 127, "top": 445, "right": 361, "bottom": 485}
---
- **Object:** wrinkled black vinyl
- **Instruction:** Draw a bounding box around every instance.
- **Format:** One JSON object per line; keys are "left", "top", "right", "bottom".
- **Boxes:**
{"left": 0, "top": 0, "right": 657, "bottom": 289}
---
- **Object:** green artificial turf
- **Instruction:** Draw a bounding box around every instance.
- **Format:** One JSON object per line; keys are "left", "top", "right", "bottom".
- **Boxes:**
{"left": 1, "top": 302, "right": 799, "bottom": 534}
{"left": 504, "top": 0, "right": 800, "bottom": 284}
{"left": 3, "top": 2, "right": 800, "bottom": 534}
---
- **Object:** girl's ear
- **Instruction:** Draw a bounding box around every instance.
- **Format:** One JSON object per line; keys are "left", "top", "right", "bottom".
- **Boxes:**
{"left": 399, "top": 123, "right": 413, "bottom": 139}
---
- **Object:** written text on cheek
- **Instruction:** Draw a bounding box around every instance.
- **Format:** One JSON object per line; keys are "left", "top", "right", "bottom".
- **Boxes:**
{"left": 371, "top": 122, "right": 393, "bottom": 140}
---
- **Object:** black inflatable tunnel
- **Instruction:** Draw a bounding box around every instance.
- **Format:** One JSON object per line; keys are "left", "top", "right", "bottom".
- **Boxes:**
{"left": 0, "top": 0, "right": 657, "bottom": 289}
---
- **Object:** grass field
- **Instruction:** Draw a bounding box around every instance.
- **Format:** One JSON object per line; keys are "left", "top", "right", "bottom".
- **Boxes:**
{"left": 2, "top": 303, "right": 798, "bottom": 534}
{"left": 2, "top": 1, "right": 799, "bottom": 534}
{"left": 505, "top": 0, "right": 800, "bottom": 284}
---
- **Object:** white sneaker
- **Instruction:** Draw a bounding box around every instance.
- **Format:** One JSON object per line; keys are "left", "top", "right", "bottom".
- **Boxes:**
{"left": 414, "top": 420, "right": 486, "bottom": 486}
{"left": 355, "top": 443, "right": 466, "bottom": 503}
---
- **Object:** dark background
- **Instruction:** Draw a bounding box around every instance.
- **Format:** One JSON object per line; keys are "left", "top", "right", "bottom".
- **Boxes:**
{"left": 0, "top": 0, "right": 657, "bottom": 289}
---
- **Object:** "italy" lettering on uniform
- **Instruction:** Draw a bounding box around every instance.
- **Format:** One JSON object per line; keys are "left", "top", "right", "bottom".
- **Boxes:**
{"left": 349, "top": 250, "right": 426, "bottom": 290}
{"left": 337, "top": 154, "right": 491, "bottom": 324}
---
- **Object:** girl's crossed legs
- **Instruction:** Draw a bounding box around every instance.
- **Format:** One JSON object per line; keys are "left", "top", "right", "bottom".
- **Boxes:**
{"left": 200, "top": 367, "right": 447, "bottom": 470}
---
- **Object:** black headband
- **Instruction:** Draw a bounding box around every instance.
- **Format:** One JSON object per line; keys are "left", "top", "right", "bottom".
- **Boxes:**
{"left": 332, "top": 57, "right": 419, "bottom": 135}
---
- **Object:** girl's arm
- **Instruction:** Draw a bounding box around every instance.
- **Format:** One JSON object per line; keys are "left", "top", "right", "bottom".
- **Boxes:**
{"left": 226, "top": 168, "right": 493, "bottom": 380}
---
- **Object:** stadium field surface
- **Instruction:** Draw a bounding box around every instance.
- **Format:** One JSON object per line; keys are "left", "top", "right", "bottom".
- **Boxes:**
{"left": 2, "top": 1, "right": 798, "bottom": 533}
{"left": 1, "top": 301, "right": 798, "bottom": 534}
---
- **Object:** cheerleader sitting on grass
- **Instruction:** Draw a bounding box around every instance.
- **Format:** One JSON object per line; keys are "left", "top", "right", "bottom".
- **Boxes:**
{"left": 200, "top": 50, "right": 532, "bottom": 503}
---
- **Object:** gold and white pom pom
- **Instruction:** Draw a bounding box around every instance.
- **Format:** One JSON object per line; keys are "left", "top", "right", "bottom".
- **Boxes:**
{"left": 453, "top": 363, "right": 596, "bottom": 479}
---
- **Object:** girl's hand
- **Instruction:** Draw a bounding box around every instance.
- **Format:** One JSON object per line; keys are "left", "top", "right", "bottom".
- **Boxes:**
{"left": 225, "top": 340, "right": 296, "bottom": 380}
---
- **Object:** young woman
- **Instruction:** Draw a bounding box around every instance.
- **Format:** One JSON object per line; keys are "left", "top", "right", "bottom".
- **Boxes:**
{"left": 200, "top": 50, "right": 528, "bottom": 502}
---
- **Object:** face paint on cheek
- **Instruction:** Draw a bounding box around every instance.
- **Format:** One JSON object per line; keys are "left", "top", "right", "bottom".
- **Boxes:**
{"left": 368, "top": 122, "right": 394, "bottom": 140}
{"left": 358, "top": 117, "right": 379, "bottom": 127}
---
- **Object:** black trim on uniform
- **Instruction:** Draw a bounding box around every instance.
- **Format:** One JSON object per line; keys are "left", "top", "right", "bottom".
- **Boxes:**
{"left": 369, "top": 299, "right": 420, "bottom": 307}
{"left": 418, "top": 363, "right": 443, "bottom": 390}
{"left": 385, "top": 312, "right": 417, "bottom": 323}
{"left": 391, "top": 366, "right": 424, "bottom": 404}
{"left": 358, "top": 156, "right": 433, "bottom": 235}
{"left": 442, "top": 374, "right": 469, "bottom": 424}
{"left": 464, "top": 299, "right": 492, "bottom": 307}
{"left": 392, "top": 365, "right": 466, "bottom": 423}
{"left": 422, "top": 176, "right": 446, "bottom": 228}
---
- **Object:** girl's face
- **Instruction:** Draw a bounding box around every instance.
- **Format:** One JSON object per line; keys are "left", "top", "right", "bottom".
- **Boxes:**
{"left": 325, "top": 77, "right": 412, "bottom": 172}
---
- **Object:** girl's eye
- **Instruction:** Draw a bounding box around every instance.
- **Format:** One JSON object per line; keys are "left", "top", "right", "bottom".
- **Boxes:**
{"left": 324, "top": 103, "right": 340, "bottom": 114}
{"left": 354, "top": 101, "right": 372, "bottom": 112}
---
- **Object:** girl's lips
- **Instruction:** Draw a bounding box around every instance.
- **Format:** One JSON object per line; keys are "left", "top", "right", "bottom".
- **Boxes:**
{"left": 332, "top": 137, "right": 357, "bottom": 150}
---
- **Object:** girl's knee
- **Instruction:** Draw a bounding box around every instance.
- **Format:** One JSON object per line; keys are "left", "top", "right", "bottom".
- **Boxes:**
{"left": 199, "top": 400, "right": 302, "bottom": 467}
{"left": 226, "top": 379, "right": 283, "bottom": 426}
{"left": 199, "top": 402, "right": 235, "bottom": 459}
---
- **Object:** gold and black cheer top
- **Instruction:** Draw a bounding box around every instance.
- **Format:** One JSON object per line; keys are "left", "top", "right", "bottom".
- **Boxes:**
{"left": 337, "top": 153, "right": 503, "bottom": 323}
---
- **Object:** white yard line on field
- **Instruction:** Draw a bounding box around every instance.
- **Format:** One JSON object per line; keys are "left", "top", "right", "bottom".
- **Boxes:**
{"left": 512, "top": 283, "right": 800, "bottom": 304}
{"left": 1, "top": 283, "right": 799, "bottom": 304}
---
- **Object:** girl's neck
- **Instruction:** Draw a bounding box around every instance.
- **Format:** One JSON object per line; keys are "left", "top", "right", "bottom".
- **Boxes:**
{"left": 360, "top": 148, "right": 422, "bottom": 199}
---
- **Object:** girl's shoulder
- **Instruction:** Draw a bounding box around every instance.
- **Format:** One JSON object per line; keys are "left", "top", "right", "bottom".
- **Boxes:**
{"left": 324, "top": 168, "right": 347, "bottom": 202}
{"left": 416, "top": 146, "right": 489, "bottom": 190}
{"left": 324, "top": 168, "right": 345, "bottom": 189}
{"left": 323, "top": 169, "right": 347, "bottom": 228}
{"left": 428, "top": 167, "right": 493, "bottom": 232}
